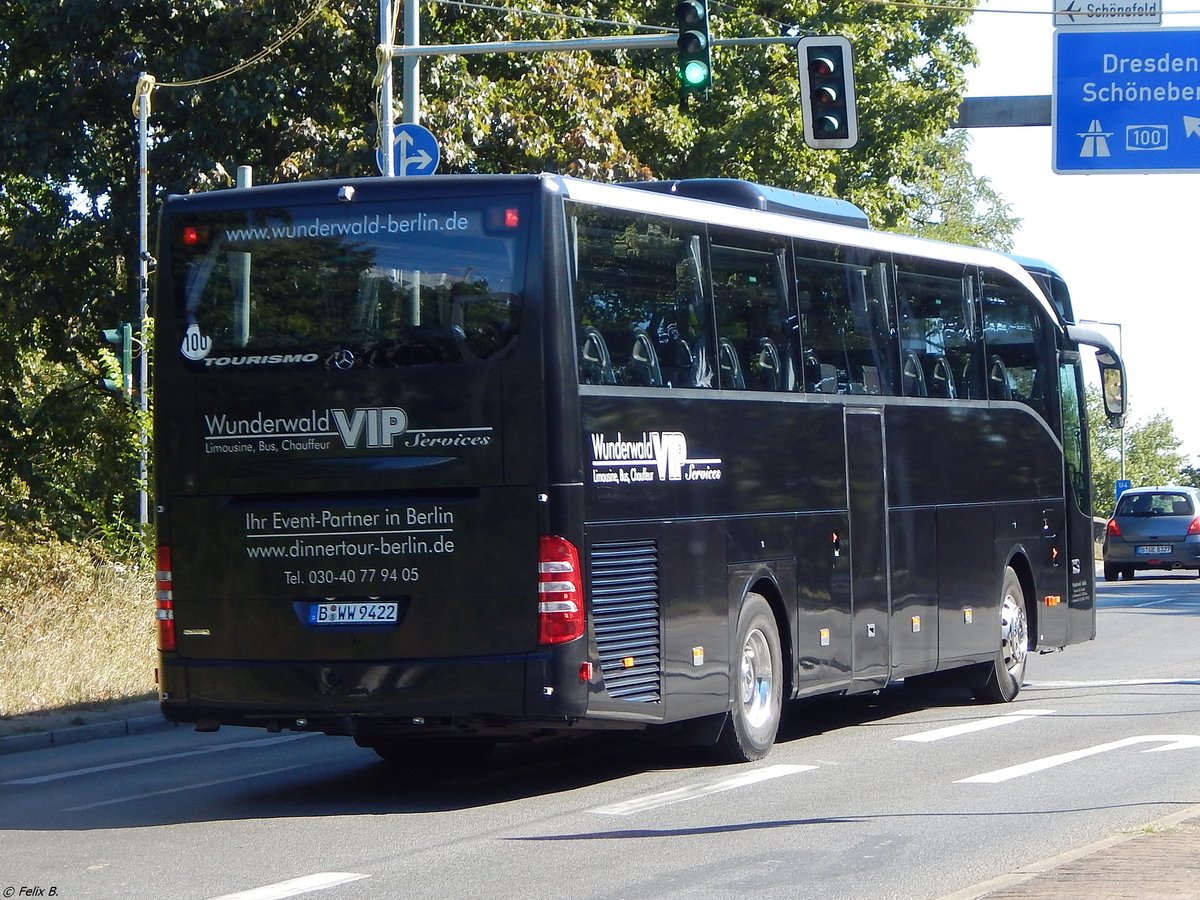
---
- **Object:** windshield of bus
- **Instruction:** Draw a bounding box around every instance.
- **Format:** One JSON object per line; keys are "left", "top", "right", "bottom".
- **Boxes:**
{"left": 168, "top": 197, "right": 528, "bottom": 370}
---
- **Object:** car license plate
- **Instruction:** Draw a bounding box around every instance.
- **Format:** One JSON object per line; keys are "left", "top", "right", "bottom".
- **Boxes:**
{"left": 1136, "top": 545, "right": 1172, "bottom": 555}
{"left": 308, "top": 601, "right": 398, "bottom": 625}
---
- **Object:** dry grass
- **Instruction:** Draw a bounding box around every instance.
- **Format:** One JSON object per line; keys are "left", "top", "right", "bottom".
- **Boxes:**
{"left": 0, "top": 535, "right": 156, "bottom": 717}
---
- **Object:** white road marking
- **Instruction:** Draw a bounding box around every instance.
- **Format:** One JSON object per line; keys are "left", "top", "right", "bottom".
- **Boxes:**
{"left": 63, "top": 764, "right": 309, "bottom": 811}
{"left": 958, "top": 734, "right": 1200, "bottom": 783}
{"left": 589, "top": 763, "right": 815, "bottom": 816}
{"left": 3, "top": 732, "right": 317, "bottom": 786}
{"left": 208, "top": 872, "right": 369, "bottom": 900}
{"left": 895, "top": 709, "right": 1056, "bottom": 743}
{"left": 1026, "top": 678, "right": 1200, "bottom": 689}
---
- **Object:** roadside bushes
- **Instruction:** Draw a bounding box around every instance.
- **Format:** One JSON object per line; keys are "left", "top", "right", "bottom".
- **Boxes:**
{"left": 0, "top": 530, "right": 154, "bottom": 716}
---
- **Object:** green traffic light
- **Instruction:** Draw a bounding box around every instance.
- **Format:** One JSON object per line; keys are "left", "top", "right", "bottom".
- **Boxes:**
{"left": 675, "top": 0, "right": 711, "bottom": 100}
{"left": 681, "top": 59, "right": 710, "bottom": 88}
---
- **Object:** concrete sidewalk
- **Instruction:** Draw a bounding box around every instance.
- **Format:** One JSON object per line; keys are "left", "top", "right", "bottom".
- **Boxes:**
{"left": 942, "top": 803, "right": 1200, "bottom": 899}
{"left": 0, "top": 697, "right": 170, "bottom": 755}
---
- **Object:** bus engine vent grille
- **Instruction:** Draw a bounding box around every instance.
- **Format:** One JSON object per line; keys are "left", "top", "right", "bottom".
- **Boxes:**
{"left": 590, "top": 540, "right": 661, "bottom": 703}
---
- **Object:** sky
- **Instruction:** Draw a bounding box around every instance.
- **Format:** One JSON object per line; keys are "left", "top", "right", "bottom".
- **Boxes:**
{"left": 963, "top": 0, "right": 1200, "bottom": 463}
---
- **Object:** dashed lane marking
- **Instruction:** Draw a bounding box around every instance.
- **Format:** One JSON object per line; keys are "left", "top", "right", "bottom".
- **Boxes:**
{"left": 589, "top": 763, "right": 815, "bottom": 816}
{"left": 3, "top": 733, "right": 317, "bottom": 786}
{"left": 208, "top": 872, "right": 370, "bottom": 900}
{"left": 63, "top": 764, "right": 309, "bottom": 811}
{"left": 895, "top": 709, "right": 1056, "bottom": 743}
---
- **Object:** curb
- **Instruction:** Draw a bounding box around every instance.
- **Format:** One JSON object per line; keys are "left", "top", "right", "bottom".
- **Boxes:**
{"left": 0, "top": 709, "right": 174, "bottom": 756}
{"left": 939, "top": 801, "right": 1200, "bottom": 899}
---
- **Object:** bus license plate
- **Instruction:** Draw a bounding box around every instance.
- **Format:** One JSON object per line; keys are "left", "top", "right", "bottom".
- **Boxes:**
{"left": 1136, "top": 545, "right": 1172, "bottom": 555}
{"left": 308, "top": 601, "right": 398, "bottom": 625}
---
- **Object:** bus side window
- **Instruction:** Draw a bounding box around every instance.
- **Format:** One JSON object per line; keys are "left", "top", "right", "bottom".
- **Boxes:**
{"left": 569, "top": 205, "right": 711, "bottom": 389}
{"left": 709, "top": 235, "right": 795, "bottom": 392}
{"left": 980, "top": 271, "right": 1054, "bottom": 421}
{"left": 795, "top": 242, "right": 895, "bottom": 395}
{"left": 894, "top": 259, "right": 981, "bottom": 400}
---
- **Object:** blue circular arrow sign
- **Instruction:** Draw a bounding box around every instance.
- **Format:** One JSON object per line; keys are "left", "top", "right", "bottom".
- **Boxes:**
{"left": 376, "top": 123, "right": 440, "bottom": 177}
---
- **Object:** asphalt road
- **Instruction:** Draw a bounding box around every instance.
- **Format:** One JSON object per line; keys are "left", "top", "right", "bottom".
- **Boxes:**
{"left": 2, "top": 571, "right": 1198, "bottom": 900}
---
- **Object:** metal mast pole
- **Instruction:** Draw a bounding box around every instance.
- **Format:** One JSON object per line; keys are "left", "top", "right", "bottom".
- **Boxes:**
{"left": 379, "top": 0, "right": 396, "bottom": 175}
{"left": 136, "top": 74, "right": 151, "bottom": 528}
{"left": 402, "top": 0, "right": 420, "bottom": 124}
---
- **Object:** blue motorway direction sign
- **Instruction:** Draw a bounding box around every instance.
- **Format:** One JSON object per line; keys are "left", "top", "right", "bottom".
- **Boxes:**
{"left": 1054, "top": 27, "right": 1200, "bottom": 173}
{"left": 375, "top": 123, "right": 440, "bottom": 177}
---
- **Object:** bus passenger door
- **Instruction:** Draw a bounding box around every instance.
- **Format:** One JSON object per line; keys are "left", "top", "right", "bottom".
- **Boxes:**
{"left": 1060, "top": 356, "right": 1097, "bottom": 642}
{"left": 845, "top": 408, "right": 890, "bottom": 687}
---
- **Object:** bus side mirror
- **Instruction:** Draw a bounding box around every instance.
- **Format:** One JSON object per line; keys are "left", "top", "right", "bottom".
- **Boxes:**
{"left": 1095, "top": 349, "right": 1126, "bottom": 428}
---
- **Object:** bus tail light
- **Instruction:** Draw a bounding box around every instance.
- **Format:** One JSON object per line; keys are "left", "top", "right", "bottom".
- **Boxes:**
{"left": 1106, "top": 518, "right": 1121, "bottom": 538}
{"left": 1188, "top": 517, "right": 1200, "bottom": 536}
{"left": 537, "top": 535, "right": 584, "bottom": 645}
{"left": 156, "top": 546, "right": 176, "bottom": 652}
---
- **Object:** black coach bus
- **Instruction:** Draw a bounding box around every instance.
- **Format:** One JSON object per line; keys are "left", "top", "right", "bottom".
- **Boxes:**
{"left": 153, "top": 174, "right": 1126, "bottom": 763}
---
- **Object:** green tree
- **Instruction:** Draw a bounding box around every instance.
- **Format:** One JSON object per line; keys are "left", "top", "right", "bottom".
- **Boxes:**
{"left": 1179, "top": 464, "right": 1200, "bottom": 490}
{"left": 896, "top": 130, "right": 1020, "bottom": 251}
{"left": 1087, "top": 387, "right": 1187, "bottom": 516}
{"left": 0, "top": 0, "right": 1009, "bottom": 548}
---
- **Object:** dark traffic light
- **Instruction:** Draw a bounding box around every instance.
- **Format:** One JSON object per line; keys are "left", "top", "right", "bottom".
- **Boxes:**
{"left": 797, "top": 35, "right": 858, "bottom": 150}
{"left": 101, "top": 323, "right": 133, "bottom": 398}
{"left": 675, "top": 0, "right": 711, "bottom": 99}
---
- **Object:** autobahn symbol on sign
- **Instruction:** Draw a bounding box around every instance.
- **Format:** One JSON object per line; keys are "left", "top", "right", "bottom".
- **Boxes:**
{"left": 1054, "top": 27, "right": 1200, "bottom": 173}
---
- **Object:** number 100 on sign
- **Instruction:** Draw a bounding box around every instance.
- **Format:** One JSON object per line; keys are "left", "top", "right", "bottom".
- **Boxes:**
{"left": 1127, "top": 124, "right": 1168, "bottom": 150}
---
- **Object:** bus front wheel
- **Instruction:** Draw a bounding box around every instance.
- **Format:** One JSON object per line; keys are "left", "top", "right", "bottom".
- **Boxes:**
{"left": 973, "top": 566, "right": 1029, "bottom": 703}
{"left": 717, "top": 593, "right": 783, "bottom": 762}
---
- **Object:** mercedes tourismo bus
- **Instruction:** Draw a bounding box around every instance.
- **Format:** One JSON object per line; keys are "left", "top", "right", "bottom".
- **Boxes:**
{"left": 153, "top": 174, "right": 1127, "bottom": 763}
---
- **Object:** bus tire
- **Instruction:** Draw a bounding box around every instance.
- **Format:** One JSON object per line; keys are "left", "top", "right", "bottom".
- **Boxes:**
{"left": 717, "top": 593, "right": 783, "bottom": 762}
{"left": 973, "top": 566, "right": 1029, "bottom": 703}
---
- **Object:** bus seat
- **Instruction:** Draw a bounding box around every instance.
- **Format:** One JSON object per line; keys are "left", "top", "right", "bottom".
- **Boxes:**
{"left": 755, "top": 338, "right": 782, "bottom": 391}
{"left": 958, "top": 353, "right": 977, "bottom": 399}
{"left": 988, "top": 355, "right": 1013, "bottom": 401}
{"left": 718, "top": 337, "right": 746, "bottom": 389}
{"left": 579, "top": 326, "right": 616, "bottom": 385}
{"left": 625, "top": 330, "right": 664, "bottom": 386}
{"left": 902, "top": 351, "right": 927, "bottom": 397}
{"left": 803, "top": 351, "right": 822, "bottom": 392}
{"left": 929, "top": 355, "right": 956, "bottom": 399}
{"left": 659, "top": 332, "right": 696, "bottom": 388}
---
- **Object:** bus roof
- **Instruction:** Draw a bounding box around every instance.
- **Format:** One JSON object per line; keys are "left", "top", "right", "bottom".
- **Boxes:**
{"left": 619, "top": 179, "right": 871, "bottom": 229}
{"left": 1008, "top": 254, "right": 1076, "bottom": 323}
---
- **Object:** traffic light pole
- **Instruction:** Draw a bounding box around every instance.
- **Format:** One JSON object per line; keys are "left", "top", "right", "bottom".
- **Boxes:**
{"left": 387, "top": 32, "right": 795, "bottom": 61}
{"left": 379, "top": 1, "right": 395, "bottom": 173}
{"left": 380, "top": 31, "right": 802, "bottom": 132}
{"left": 135, "top": 78, "right": 151, "bottom": 528}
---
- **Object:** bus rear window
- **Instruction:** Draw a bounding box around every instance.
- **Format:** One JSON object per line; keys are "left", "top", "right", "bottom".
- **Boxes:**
{"left": 170, "top": 199, "right": 527, "bottom": 369}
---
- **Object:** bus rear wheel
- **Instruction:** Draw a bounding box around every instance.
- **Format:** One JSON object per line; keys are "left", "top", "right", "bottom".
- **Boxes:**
{"left": 973, "top": 566, "right": 1029, "bottom": 703}
{"left": 717, "top": 593, "right": 782, "bottom": 762}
